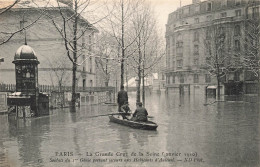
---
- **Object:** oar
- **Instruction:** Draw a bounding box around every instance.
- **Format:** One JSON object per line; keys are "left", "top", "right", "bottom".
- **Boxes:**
{"left": 87, "top": 112, "right": 127, "bottom": 118}
{"left": 203, "top": 101, "right": 216, "bottom": 106}
{"left": 87, "top": 113, "right": 154, "bottom": 119}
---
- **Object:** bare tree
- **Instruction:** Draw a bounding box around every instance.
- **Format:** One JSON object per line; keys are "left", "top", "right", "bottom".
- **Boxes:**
{"left": 95, "top": 33, "right": 119, "bottom": 87}
{"left": 105, "top": 0, "right": 143, "bottom": 91}
{"left": 46, "top": 55, "right": 71, "bottom": 91}
{"left": 129, "top": 1, "right": 164, "bottom": 105}
{"left": 41, "top": 0, "right": 101, "bottom": 111}
{"left": 242, "top": 1, "right": 260, "bottom": 93}
{"left": 204, "top": 23, "right": 238, "bottom": 99}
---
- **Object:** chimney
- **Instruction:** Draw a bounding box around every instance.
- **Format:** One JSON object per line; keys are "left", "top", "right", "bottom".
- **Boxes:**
{"left": 192, "top": 0, "right": 201, "bottom": 4}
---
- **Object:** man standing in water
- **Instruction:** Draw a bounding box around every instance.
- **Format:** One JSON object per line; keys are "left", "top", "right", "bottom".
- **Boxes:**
{"left": 117, "top": 85, "right": 128, "bottom": 112}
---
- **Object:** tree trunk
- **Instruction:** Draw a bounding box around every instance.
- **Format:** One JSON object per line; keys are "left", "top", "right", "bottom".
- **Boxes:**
{"left": 258, "top": 76, "right": 260, "bottom": 96}
{"left": 120, "top": 1, "right": 125, "bottom": 90}
{"left": 136, "top": 34, "right": 142, "bottom": 103}
{"left": 142, "top": 43, "right": 146, "bottom": 107}
{"left": 217, "top": 76, "right": 221, "bottom": 101}
{"left": 142, "top": 69, "right": 145, "bottom": 107}
{"left": 71, "top": 1, "right": 78, "bottom": 112}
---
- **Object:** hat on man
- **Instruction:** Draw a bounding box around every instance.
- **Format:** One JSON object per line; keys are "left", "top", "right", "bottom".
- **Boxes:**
{"left": 136, "top": 102, "right": 143, "bottom": 107}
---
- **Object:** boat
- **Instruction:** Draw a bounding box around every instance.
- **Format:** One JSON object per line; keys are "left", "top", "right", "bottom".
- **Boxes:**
{"left": 108, "top": 115, "right": 158, "bottom": 130}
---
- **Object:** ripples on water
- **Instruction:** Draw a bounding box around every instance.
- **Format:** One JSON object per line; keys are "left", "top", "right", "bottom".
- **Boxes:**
{"left": 0, "top": 93, "right": 259, "bottom": 167}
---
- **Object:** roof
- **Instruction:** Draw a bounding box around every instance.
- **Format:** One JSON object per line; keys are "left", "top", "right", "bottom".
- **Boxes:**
{"left": 0, "top": 0, "right": 68, "bottom": 9}
{"left": 0, "top": 0, "right": 99, "bottom": 32}
{"left": 14, "top": 45, "right": 38, "bottom": 61}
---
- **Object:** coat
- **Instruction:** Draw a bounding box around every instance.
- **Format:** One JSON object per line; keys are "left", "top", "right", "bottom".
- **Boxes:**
{"left": 132, "top": 107, "right": 148, "bottom": 122}
{"left": 117, "top": 90, "right": 128, "bottom": 105}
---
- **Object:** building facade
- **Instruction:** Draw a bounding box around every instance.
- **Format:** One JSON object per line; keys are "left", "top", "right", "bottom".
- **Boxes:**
{"left": 164, "top": 0, "right": 260, "bottom": 95}
{"left": 0, "top": 0, "right": 98, "bottom": 90}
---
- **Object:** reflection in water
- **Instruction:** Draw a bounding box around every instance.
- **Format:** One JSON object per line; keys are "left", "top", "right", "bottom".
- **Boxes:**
{"left": 0, "top": 93, "right": 259, "bottom": 167}
{"left": 207, "top": 102, "right": 260, "bottom": 167}
{"left": 7, "top": 116, "right": 50, "bottom": 167}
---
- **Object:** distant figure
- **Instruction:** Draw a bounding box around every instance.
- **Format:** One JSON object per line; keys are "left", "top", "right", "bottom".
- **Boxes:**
{"left": 117, "top": 85, "right": 128, "bottom": 112}
{"left": 131, "top": 102, "right": 148, "bottom": 122}
{"left": 120, "top": 101, "right": 131, "bottom": 119}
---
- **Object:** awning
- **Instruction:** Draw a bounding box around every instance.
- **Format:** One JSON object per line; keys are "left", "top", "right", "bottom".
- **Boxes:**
{"left": 207, "top": 86, "right": 217, "bottom": 89}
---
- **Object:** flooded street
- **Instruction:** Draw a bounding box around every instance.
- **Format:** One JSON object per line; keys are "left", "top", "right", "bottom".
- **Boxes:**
{"left": 0, "top": 92, "right": 259, "bottom": 167}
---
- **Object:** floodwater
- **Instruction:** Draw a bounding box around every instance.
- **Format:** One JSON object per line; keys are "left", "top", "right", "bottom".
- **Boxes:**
{"left": 0, "top": 92, "right": 259, "bottom": 167}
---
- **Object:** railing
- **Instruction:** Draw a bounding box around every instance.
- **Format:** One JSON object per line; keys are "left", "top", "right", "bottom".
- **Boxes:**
{"left": 0, "top": 83, "right": 115, "bottom": 93}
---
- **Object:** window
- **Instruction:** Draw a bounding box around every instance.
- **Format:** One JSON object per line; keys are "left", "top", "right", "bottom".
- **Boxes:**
{"left": 206, "top": 57, "right": 211, "bottom": 64}
{"left": 219, "top": 27, "right": 225, "bottom": 34}
{"left": 194, "top": 45, "right": 199, "bottom": 55}
{"left": 172, "top": 75, "right": 175, "bottom": 83}
{"left": 195, "top": 5, "right": 200, "bottom": 13}
{"left": 207, "top": 2, "right": 212, "bottom": 12}
{"left": 207, "top": 15, "right": 212, "bottom": 21}
{"left": 167, "top": 76, "right": 170, "bottom": 84}
{"left": 194, "top": 58, "right": 199, "bottom": 65}
{"left": 83, "top": 79, "right": 86, "bottom": 89}
{"left": 195, "top": 18, "right": 199, "bottom": 23}
{"left": 194, "top": 74, "right": 199, "bottom": 83}
{"left": 234, "top": 25, "right": 241, "bottom": 36}
{"left": 177, "top": 60, "right": 183, "bottom": 68}
{"left": 194, "top": 31, "right": 199, "bottom": 41}
{"left": 179, "top": 75, "right": 184, "bottom": 83}
{"left": 172, "top": 60, "right": 175, "bottom": 69}
{"left": 235, "top": 10, "right": 241, "bottom": 17}
{"left": 176, "top": 47, "right": 183, "bottom": 54}
{"left": 90, "top": 80, "right": 93, "bottom": 87}
{"left": 177, "top": 33, "right": 182, "bottom": 41}
{"left": 205, "top": 74, "right": 211, "bottom": 83}
{"left": 235, "top": 40, "right": 240, "bottom": 51}
{"left": 221, "top": 12, "right": 227, "bottom": 18}
{"left": 235, "top": 0, "right": 241, "bottom": 6}
{"left": 89, "top": 57, "right": 92, "bottom": 73}
{"left": 89, "top": 34, "right": 92, "bottom": 51}
{"left": 206, "top": 28, "right": 211, "bottom": 39}
{"left": 253, "top": 7, "right": 259, "bottom": 18}
{"left": 234, "top": 71, "right": 240, "bottom": 81}
{"left": 176, "top": 42, "right": 183, "bottom": 48}
{"left": 221, "top": 0, "right": 227, "bottom": 7}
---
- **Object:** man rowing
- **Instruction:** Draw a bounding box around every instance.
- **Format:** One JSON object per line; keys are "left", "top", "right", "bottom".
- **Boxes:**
{"left": 120, "top": 101, "right": 131, "bottom": 119}
{"left": 131, "top": 102, "right": 148, "bottom": 122}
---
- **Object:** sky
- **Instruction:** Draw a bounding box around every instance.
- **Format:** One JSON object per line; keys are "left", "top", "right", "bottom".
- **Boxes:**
{"left": 150, "top": 0, "right": 193, "bottom": 32}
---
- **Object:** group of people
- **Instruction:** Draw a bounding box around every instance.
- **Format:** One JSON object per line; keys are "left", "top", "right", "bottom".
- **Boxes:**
{"left": 117, "top": 85, "right": 148, "bottom": 122}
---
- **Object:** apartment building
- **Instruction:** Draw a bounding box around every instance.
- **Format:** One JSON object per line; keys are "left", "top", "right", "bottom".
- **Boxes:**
{"left": 164, "top": 0, "right": 259, "bottom": 95}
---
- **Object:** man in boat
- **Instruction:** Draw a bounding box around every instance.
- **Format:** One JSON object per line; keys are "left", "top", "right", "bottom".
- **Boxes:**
{"left": 117, "top": 85, "right": 128, "bottom": 113}
{"left": 120, "top": 101, "right": 131, "bottom": 119}
{"left": 131, "top": 102, "right": 148, "bottom": 122}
